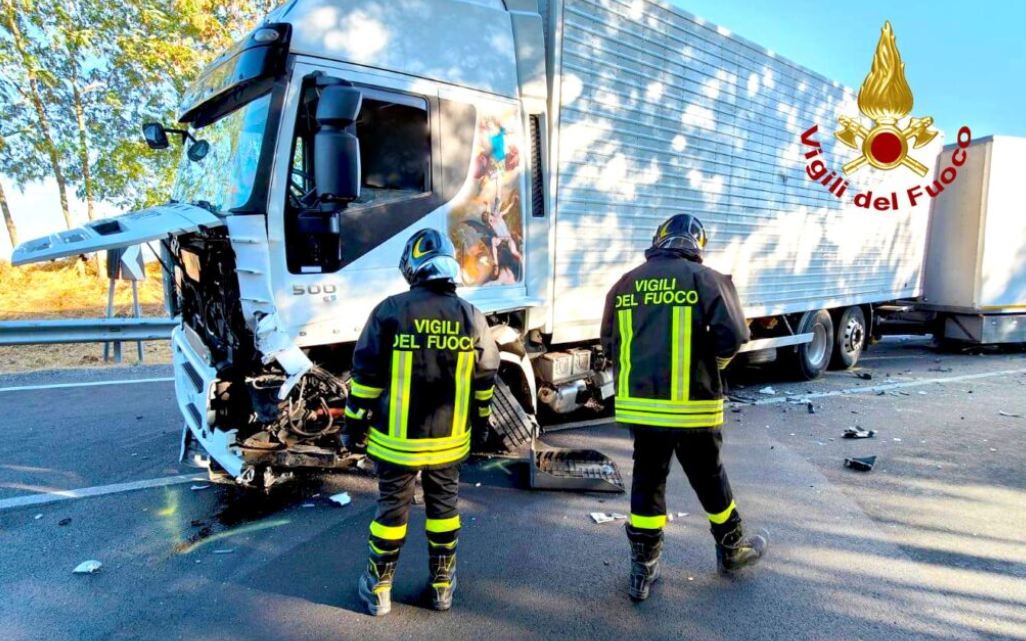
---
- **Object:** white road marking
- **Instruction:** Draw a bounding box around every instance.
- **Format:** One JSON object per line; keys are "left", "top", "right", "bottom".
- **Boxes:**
{"left": 546, "top": 367, "right": 1026, "bottom": 431}
{"left": 745, "top": 367, "right": 1026, "bottom": 406}
{"left": 0, "top": 473, "right": 205, "bottom": 511}
{"left": 0, "top": 377, "right": 174, "bottom": 394}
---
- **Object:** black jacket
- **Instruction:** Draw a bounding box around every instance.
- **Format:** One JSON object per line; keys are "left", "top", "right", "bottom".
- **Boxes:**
{"left": 345, "top": 281, "right": 500, "bottom": 469}
{"left": 600, "top": 250, "right": 749, "bottom": 430}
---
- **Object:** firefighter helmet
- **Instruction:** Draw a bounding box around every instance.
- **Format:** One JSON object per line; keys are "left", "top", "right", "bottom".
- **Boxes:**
{"left": 652, "top": 214, "right": 708, "bottom": 255}
{"left": 399, "top": 228, "right": 460, "bottom": 285}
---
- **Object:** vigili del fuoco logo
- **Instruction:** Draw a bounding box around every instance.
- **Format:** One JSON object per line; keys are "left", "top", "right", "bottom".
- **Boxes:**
{"left": 799, "top": 21, "right": 971, "bottom": 210}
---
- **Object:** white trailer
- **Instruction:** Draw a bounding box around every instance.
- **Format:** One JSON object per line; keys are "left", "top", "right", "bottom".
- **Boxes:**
{"left": 916, "top": 136, "right": 1026, "bottom": 344}
{"left": 12, "top": 0, "right": 941, "bottom": 482}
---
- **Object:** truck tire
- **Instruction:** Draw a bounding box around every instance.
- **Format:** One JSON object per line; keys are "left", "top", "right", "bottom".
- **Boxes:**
{"left": 830, "top": 306, "right": 867, "bottom": 370}
{"left": 784, "top": 309, "right": 834, "bottom": 381}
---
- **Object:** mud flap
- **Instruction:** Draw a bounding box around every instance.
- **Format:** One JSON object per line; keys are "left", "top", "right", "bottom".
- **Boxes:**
{"left": 489, "top": 380, "right": 624, "bottom": 493}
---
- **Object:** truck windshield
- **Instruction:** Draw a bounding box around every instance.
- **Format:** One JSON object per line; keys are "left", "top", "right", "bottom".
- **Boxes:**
{"left": 171, "top": 93, "right": 272, "bottom": 213}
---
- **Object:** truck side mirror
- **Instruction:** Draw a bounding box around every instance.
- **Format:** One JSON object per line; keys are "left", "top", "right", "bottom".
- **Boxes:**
{"left": 314, "top": 84, "right": 363, "bottom": 204}
{"left": 143, "top": 123, "right": 170, "bottom": 150}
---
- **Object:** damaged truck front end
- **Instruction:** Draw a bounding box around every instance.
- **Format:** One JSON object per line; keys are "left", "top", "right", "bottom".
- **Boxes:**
{"left": 170, "top": 219, "right": 355, "bottom": 485}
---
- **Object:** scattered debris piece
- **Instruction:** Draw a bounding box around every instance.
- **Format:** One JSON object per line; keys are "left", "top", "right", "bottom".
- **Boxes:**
{"left": 603, "top": 560, "right": 611, "bottom": 566}
{"left": 328, "top": 492, "right": 352, "bottom": 507}
{"left": 590, "top": 512, "right": 614, "bottom": 524}
{"left": 475, "top": 482, "right": 482, "bottom": 487}
{"left": 998, "top": 410, "right": 1024, "bottom": 418}
{"left": 58, "top": 518, "right": 72, "bottom": 527}
{"left": 807, "top": 402, "right": 816, "bottom": 414}
{"left": 34, "top": 514, "right": 42, "bottom": 520}
{"left": 843, "top": 428, "right": 876, "bottom": 439}
{"left": 301, "top": 503, "right": 315, "bottom": 508}
{"left": 844, "top": 456, "right": 877, "bottom": 472}
{"left": 611, "top": 513, "right": 628, "bottom": 520}
{"left": 190, "top": 484, "right": 211, "bottom": 491}
{"left": 989, "top": 448, "right": 997, "bottom": 452}
{"left": 73, "top": 560, "right": 102, "bottom": 574}
{"left": 853, "top": 372, "right": 873, "bottom": 380}
{"left": 928, "top": 367, "right": 953, "bottom": 373}
{"left": 917, "top": 391, "right": 928, "bottom": 396}
{"left": 892, "top": 438, "right": 902, "bottom": 442}
{"left": 758, "top": 386, "right": 777, "bottom": 395}
{"left": 212, "top": 549, "right": 234, "bottom": 555}
{"left": 898, "top": 391, "right": 911, "bottom": 396}
{"left": 677, "top": 512, "right": 689, "bottom": 518}
{"left": 667, "top": 513, "right": 675, "bottom": 522}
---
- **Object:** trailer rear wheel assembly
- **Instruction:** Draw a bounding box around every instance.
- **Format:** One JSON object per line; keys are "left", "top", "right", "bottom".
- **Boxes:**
{"left": 830, "top": 306, "right": 867, "bottom": 370}
{"left": 784, "top": 309, "right": 834, "bottom": 381}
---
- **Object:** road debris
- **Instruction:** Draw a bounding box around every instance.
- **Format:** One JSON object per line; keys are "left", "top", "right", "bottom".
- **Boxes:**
{"left": 590, "top": 512, "right": 615, "bottom": 524}
{"left": 844, "top": 456, "right": 877, "bottom": 472}
{"left": 853, "top": 372, "right": 873, "bottom": 380}
{"left": 758, "top": 386, "right": 776, "bottom": 395}
{"left": 841, "top": 426, "right": 874, "bottom": 436}
{"left": 58, "top": 517, "right": 72, "bottom": 526}
{"left": 807, "top": 402, "right": 816, "bottom": 414}
{"left": 611, "top": 513, "right": 628, "bottom": 520}
{"left": 677, "top": 512, "right": 689, "bottom": 517}
{"left": 190, "top": 484, "right": 211, "bottom": 491}
{"left": 34, "top": 514, "right": 42, "bottom": 520}
{"left": 212, "top": 549, "right": 234, "bottom": 555}
{"left": 928, "top": 367, "right": 953, "bottom": 373}
{"left": 73, "top": 560, "right": 102, "bottom": 574}
{"left": 328, "top": 492, "right": 352, "bottom": 507}
{"left": 998, "top": 410, "right": 1024, "bottom": 418}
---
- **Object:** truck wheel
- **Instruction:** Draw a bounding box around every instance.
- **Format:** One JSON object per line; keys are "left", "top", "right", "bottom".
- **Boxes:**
{"left": 830, "top": 306, "right": 867, "bottom": 370}
{"left": 784, "top": 309, "right": 834, "bottom": 381}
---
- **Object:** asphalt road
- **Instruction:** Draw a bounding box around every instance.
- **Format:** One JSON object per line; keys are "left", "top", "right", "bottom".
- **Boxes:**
{"left": 1, "top": 338, "right": 1024, "bottom": 641}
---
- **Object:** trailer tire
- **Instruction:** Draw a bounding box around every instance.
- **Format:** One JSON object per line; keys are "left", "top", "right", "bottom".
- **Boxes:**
{"left": 784, "top": 309, "right": 834, "bottom": 381}
{"left": 830, "top": 306, "right": 867, "bottom": 370}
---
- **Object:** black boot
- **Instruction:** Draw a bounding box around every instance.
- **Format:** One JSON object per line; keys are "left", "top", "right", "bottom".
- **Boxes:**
{"left": 626, "top": 525, "right": 663, "bottom": 601}
{"left": 714, "top": 523, "right": 768, "bottom": 574}
{"left": 427, "top": 541, "right": 458, "bottom": 611}
{"left": 357, "top": 547, "right": 400, "bottom": 616}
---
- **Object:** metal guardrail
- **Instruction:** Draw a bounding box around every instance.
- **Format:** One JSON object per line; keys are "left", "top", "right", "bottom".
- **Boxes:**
{"left": 0, "top": 318, "right": 180, "bottom": 346}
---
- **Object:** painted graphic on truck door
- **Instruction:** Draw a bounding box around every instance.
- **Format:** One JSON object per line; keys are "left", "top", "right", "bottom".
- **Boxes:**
{"left": 448, "top": 105, "right": 524, "bottom": 287}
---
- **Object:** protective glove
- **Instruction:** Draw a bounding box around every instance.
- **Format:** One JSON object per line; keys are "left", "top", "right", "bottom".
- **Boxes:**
{"left": 343, "top": 404, "right": 369, "bottom": 454}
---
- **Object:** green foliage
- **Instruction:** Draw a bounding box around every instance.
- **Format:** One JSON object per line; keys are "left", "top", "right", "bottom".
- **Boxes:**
{"left": 0, "top": 0, "right": 271, "bottom": 219}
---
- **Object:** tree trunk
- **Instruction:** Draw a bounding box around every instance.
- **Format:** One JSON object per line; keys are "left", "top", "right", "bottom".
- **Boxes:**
{"left": 0, "top": 176, "right": 18, "bottom": 248}
{"left": 1, "top": 0, "right": 75, "bottom": 231}
{"left": 67, "top": 40, "right": 95, "bottom": 222}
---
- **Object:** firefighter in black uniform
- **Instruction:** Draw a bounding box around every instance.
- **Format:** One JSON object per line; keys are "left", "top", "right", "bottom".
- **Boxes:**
{"left": 344, "top": 228, "right": 499, "bottom": 616}
{"left": 600, "top": 214, "right": 768, "bottom": 601}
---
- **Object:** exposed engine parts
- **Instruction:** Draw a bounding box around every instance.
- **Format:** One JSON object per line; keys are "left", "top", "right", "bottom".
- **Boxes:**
{"left": 535, "top": 346, "right": 615, "bottom": 415}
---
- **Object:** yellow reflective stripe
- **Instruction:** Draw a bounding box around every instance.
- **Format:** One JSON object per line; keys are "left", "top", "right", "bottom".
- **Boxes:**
{"left": 345, "top": 405, "right": 366, "bottom": 420}
{"left": 616, "top": 410, "right": 724, "bottom": 428}
{"left": 707, "top": 500, "right": 736, "bottom": 525}
{"left": 370, "top": 520, "right": 408, "bottom": 540}
{"left": 350, "top": 380, "right": 383, "bottom": 399}
{"left": 452, "top": 351, "right": 474, "bottom": 436}
{"left": 367, "top": 442, "right": 471, "bottom": 467}
{"left": 716, "top": 356, "right": 734, "bottom": 370}
{"left": 478, "top": 406, "right": 491, "bottom": 417}
{"left": 682, "top": 306, "right": 692, "bottom": 399}
{"left": 473, "top": 386, "right": 495, "bottom": 401}
{"left": 425, "top": 515, "right": 461, "bottom": 533}
{"left": 618, "top": 308, "right": 633, "bottom": 397}
{"left": 630, "top": 513, "right": 667, "bottom": 529}
{"left": 428, "top": 539, "right": 458, "bottom": 549}
{"left": 389, "top": 350, "right": 413, "bottom": 438}
{"left": 368, "top": 540, "right": 390, "bottom": 555}
{"left": 615, "top": 397, "right": 724, "bottom": 412}
{"left": 671, "top": 306, "right": 681, "bottom": 401}
{"left": 368, "top": 428, "right": 469, "bottom": 452}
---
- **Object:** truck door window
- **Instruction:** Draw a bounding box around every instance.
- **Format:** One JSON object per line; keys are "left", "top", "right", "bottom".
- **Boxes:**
{"left": 285, "top": 79, "right": 439, "bottom": 274}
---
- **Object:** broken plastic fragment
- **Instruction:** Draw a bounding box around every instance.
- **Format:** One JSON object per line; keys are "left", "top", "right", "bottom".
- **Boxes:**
{"left": 611, "top": 513, "right": 628, "bottom": 520}
{"left": 73, "top": 560, "right": 102, "bottom": 574}
{"left": 758, "top": 386, "right": 776, "bottom": 395}
{"left": 843, "top": 428, "right": 876, "bottom": 439}
{"left": 677, "top": 512, "right": 688, "bottom": 517}
{"left": 998, "top": 410, "right": 1024, "bottom": 418}
{"left": 590, "top": 512, "right": 614, "bottom": 524}
{"left": 854, "top": 372, "right": 872, "bottom": 380}
{"left": 844, "top": 456, "right": 877, "bottom": 472}
{"left": 328, "top": 492, "right": 351, "bottom": 507}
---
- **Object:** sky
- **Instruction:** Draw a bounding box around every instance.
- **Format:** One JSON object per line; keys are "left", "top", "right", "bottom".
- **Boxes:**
{"left": 3, "top": 0, "right": 1024, "bottom": 257}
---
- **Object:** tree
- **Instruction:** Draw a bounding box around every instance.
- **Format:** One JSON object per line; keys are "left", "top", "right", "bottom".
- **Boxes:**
{"left": 0, "top": 0, "right": 75, "bottom": 230}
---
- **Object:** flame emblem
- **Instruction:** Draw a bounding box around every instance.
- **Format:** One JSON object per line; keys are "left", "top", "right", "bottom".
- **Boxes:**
{"left": 834, "top": 22, "right": 938, "bottom": 176}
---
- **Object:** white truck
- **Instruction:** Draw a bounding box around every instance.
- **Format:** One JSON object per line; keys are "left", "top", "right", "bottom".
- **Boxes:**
{"left": 12, "top": 0, "right": 942, "bottom": 484}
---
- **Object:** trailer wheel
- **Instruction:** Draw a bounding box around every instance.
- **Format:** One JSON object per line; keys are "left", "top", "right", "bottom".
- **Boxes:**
{"left": 830, "top": 306, "right": 867, "bottom": 370}
{"left": 784, "top": 309, "right": 834, "bottom": 381}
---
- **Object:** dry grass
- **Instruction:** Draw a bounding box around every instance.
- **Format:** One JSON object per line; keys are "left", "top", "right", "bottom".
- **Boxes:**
{"left": 0, "top": 258, "right": 173, "bottom": 373}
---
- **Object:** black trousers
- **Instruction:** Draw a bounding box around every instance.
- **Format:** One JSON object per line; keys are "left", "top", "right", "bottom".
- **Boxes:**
{"left": 369, "top": 462, "right": 461, "bottom": 553}
{"left": 629, "top": 427, "right": 739, "bottom": 536}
